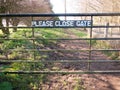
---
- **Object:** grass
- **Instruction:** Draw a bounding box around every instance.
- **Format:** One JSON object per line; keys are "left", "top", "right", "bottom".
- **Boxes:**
{"left": 69, "top": 29, "right": 87, "bottom": 37}
{"left": 0, "top": 81, "right": 13, "bottom": 90}
{"left": 0, "top": 28, "right": 71, "bottom": 89}
{"left": 74, "top": 79, "right": 85, "bottom": 90}
{"left": 90, "top": 39, "right": 119, "bottom": 60}
{"left": 72, "top": 29, "right": 115, "bottom": 60}
{"left": 0, "top": 28, "right": 87, "bottom": 89}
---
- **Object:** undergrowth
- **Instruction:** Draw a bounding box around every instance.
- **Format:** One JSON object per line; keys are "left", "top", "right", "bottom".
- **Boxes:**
{"left": 0, "top": 28, "right": 87, "bottom": 89}
{"left": 0, "top": 28, "right": 67, "bottom": 89}
{"left": 91, "top": 40, "right": 119, "bottom": 60}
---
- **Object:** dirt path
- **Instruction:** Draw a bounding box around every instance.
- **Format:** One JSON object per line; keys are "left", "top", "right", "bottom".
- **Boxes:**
{"left": 41, "top": 31, "right": 120, "bottom": 90}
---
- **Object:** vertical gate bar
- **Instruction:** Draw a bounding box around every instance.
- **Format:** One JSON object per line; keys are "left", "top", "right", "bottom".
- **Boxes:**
{"left": 88, "top": 15, "right": 93, "bottom": 89}
{"left": 31, "top": 16, "right": 35, "bottom": 60}
{"left": 88, "top": 15, "right": 93, "bottom": 71}
{"left": 6, "top": 17, "right": 9, "bottom": 60}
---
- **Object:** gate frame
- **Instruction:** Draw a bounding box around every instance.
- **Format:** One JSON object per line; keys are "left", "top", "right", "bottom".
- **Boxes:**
{"left": 0, "top": 13, "right": 120, "bottom": 74}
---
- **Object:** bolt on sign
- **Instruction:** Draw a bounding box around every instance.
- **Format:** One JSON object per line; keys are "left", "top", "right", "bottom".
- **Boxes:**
{"left": 32, "top": 20, "right": 92, "bottom": 28}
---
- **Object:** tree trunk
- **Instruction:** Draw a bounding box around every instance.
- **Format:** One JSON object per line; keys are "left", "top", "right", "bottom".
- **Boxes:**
{"left": 10, "top": 18, "right": 19, "bottom": 32}
{"left": 6, "top": 18, "right": 10, "bottom": 34}
{"left": 0, "top": 18, "right": 10, "bottom": 35}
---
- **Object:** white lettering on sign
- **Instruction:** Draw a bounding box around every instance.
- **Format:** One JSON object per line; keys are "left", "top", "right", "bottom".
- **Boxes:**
{"left": 76, "top": 20, "right": 91, "bottom": 27}
{"left": 32, "top": 21, "right": 53, "bottom": 27}
{"left": 55, "top": 21, "right": 74, "bottom": 27}
{"left": 32, "top": 20, "right": 92, "bottom": 27}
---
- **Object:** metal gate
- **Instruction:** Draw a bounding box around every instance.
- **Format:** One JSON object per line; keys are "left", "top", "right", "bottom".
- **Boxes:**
{"left": 0, "top": 13, "right": 120, "bottom": 74}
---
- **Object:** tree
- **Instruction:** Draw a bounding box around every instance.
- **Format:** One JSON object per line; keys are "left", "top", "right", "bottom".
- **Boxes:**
{"left": 20, "top": 0, "right": 53, "bottom": 26}
{"left": 0, "top": 0, "right": 53, "bottom": 34}
{"left": 0, "top": 0, "right": 23, "bottom": 34}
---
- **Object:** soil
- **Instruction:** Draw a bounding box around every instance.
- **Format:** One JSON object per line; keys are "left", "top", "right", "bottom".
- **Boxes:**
{"left": 41, "top": 31, "right": 120, "bottom": 90}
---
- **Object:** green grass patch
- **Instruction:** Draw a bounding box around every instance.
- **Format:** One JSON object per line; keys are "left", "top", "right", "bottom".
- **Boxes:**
{"left": 90, "top": 40, "right": 119, "bottom": 59}
{"left": 69, "top": 29, "right": 87, "bottom": 37}
{"left": 74, "top": 79, "right": 85, "bottom": 90}
{"left": 0, "top": 81, "right": 13, "bottom": 90}
{"left": 0, "top": 28, "right": 68, "bottom": 89}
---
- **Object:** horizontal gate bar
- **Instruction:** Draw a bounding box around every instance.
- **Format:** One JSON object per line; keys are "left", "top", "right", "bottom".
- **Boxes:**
{"left": 1, "top": 70, "right": 120, "bottom": 74}
{"left": 7, "top": 49, "right": 120, "bottom": 52}
{"left": 0, "top": 38, "right": 120, "bottom": 40}
{"left": 0, "top": 13, "right": 120, "bottom": 17}
{"left": 0, "top": 26, "right": 120, "bottom": 28}
{"left": 0, "top": 60, "right": 120, "bottom": 63}
{"left": 91, "top": 49, "right": 120, "bottom": 51}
